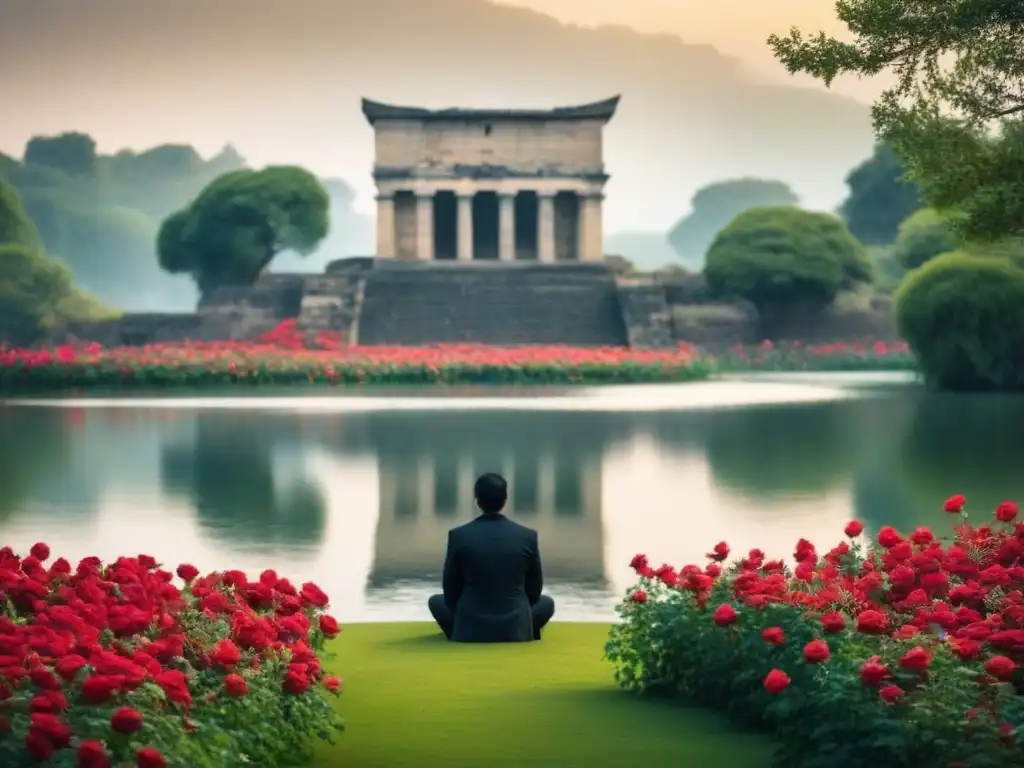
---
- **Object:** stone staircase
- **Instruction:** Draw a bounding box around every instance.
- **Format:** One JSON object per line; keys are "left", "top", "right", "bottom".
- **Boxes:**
{"left": 616, "top": 282, "right": 676, "bottom": 348}
{"left": 356, "top": 262, "right": 629, "bottom": 346}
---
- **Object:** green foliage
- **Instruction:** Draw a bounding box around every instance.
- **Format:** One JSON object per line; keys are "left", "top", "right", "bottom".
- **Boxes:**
{"left": 892, "top": 208, "right": 958, "bottom": 270}
{"left": 668, "top": 178, "right": 800, "bottom": 265}
{"left": 704, "top": 206, "right": 870, "bottom": 312}
{"left": 838, "top": 143, "right": 922, "bottom": 245}
{"left": 769, "top": 0, "right": 1024, "bottom": 241}
{"left": 0, "top": 179, "right": 42, "bottom": 250}
{"left": 866, "top": 245, "right": 906, "bottom": 292}
{"left": 894, "top": 252, "right": 1024, "bottom": 391}
{"left": 24, "top": 132, "right": 98, "bottom": 177}
{"left": 157, "top": 167, "right": 330, "bottom": 293}
{"left": 0, "top": 179, "right": 117, "bottom": 343}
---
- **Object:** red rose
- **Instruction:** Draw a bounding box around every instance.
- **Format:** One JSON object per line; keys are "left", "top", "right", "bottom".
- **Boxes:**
{"left": 950, "top": 638, "right": 983, "bottom": 660}
{"left": 110, "top": 706, "right": 143, "bottom": 734}
{"left": 876, "top": 526, "right": 902, "bottom": 549}
{"left": 855, "top": 609, "right": 889, "bottom": 635}
{"left": 879, "top": 684, "right": 904, "bottom": 704}
{"left": 713, "top": 604, "right": 737, "bottom": 626}
{"left": 54, "top": 654, "right": 87, "bottom": 682}
{"left": 995, "top": 501, "right": 1018, "bottom": 523}
{"left": 762, "top": 626, "right": 785, "bottom": 645}
{"left": 629, "top": 554, "right": 649, "bottom": 572}
{"left": 81, "top": 674, "right": 124, "bottom": 704}
{"left": 29, "top": 712, "right": 72, "bottom": 746}
{"left": 844, "top": 521, "right": 864, "bottom": 538}
{"left": 25, "top": 730, "right": 54, "bottom": 760}
{"left": 859, "top": 658, "right": 890, "bottom": 687}
{"left": 299, "top": 582, "right": 330, "bottom": 608}
{"left": 630, "top": 589, "right": 647, "bottom": 604}
{"left": 322, "top": 675, "right": 341, "bottom": 693}
{"left": 136, "top": 746, "right": 167, "bottom": 768}
{"left": 706, "top": 541, "right": 730, "bottom": 562}
{"left": 763, "top": 668, "right": 790, "bottom": 694}
{"left": 29, "top": 542, "right": 51, "bottom": 561}
{"left": 983, "top": 655, "right": 1016, "bottom": 681}
{"left": 943, "top": 494, "right": 966, "bottom": 513}
{"left": 224, "top": 673, "right": 248, "bottom": 697}
{"left": 176, "top": 563, "right": 199, "bottom": 582}
{"left": 802, "top": 639, "right": 830, "bottom": 664}
{"left": 77, "top": 739, "right": 110, "bottom": 768}
{"left": 210, "top": 639, "right": 241, "bottom": 667}
{"left": 898, "top": 646, "right": 933, "bottom": 673}
{"left": 319, "top": 614, "right": 341, "bottom": 637}
{"left": 283, "top": 667, "right": 311, "bottom": 695}
{"left": 820, "top": 612, "right": 846, "bottom": 633}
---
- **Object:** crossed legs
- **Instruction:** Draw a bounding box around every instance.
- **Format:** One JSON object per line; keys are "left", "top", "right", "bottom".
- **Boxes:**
{"left": 427, "top": 594, "right": 555, "bottom": 641}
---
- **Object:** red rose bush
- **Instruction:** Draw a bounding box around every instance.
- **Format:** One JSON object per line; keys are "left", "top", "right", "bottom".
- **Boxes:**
{"left": 0, "top": 545, "right": 343, "bottom": 766}
{"left": 0, "top": 320, "right": 710, "bottom": 391}
{"left": 716, "top": 338, "right": 915, "bottom": 372}
{"left": 606, "top": 497, "right": 1024, "bottom": 768}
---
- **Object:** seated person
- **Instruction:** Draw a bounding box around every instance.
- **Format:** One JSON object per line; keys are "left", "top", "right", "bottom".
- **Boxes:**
{"left": 428, "top": 473, "right": 555, "bottom": 643}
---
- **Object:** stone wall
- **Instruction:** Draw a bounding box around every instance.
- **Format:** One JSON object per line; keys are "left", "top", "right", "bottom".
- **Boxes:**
{"left": 373, "top": 118, "right": 604, "bottom": 173}
{"left": 617, "top": 274, "right": 899, "bottom": 349}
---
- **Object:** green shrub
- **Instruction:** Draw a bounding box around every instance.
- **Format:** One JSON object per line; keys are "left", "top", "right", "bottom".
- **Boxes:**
{"left": 892, "top": 208, "right": 958, "bottom": 269}
{"left": 703, "top": 207, "right": 870, "bottom": 312}
{"left": 894, "top": 252, "right": 1024, "bottom": 391}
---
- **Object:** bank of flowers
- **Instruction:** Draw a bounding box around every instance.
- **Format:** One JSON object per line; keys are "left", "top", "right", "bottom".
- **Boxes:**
{"left": 0, "top": 320, "right": 711, "bottom": 391}
{"left": 607, "top": 498, "right": 1024, "bottom": 768}
{"left": 715, "top": 339, "right": 916, "bottom": 372}
{"left": 0, "top": 544, "right": 343, "bottom": 766}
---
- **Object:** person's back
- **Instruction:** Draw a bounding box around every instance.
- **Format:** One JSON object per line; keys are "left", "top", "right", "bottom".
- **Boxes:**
{"left": 427, "top": 473, "right": 555, "bottom": 643}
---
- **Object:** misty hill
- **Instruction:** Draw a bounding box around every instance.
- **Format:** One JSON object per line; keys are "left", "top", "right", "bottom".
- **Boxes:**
{"left": 0, "top": 0, "right": 875, "bottom": 235}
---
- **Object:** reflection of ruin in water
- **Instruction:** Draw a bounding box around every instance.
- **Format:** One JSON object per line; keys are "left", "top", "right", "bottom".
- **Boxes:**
{"left": 368, "top": 448, "right": 604, "bottom": 591}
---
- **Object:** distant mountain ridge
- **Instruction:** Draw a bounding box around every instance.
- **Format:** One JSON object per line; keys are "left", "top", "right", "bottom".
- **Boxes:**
{"left": 0, "top": 0, "right": 874, "bottom": 234}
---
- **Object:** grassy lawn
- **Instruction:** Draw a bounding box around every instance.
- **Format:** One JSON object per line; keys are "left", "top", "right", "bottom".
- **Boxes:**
{"left": 313, "top": 622, "right": 774, "bottom": 768}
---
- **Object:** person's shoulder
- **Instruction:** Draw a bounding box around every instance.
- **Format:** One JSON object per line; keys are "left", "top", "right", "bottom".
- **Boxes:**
{"left": 448, "top": 520, "right": 475, "bottom": 537}
{"left": 504, "top": 518, "right": 538, "bottom": 538}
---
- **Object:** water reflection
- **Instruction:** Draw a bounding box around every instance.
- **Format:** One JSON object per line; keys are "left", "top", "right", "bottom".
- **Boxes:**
{"left": 367, "top": 413, "right": 605, "bottom": 593}
{"left": 1, "top": 377, "right": 1024, "bottom": 621}
{"left": 159, "top": 415, "right": 327, "bottom": 555}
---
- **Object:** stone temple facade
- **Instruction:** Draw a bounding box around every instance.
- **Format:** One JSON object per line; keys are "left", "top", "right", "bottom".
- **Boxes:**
{"left": 363, "top": 96, "right": 619, "bottom": 263}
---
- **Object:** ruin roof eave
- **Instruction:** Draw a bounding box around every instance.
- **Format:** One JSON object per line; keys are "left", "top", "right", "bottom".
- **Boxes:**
{"left": 360, "top": 96, "right": 621, "bottom": 125}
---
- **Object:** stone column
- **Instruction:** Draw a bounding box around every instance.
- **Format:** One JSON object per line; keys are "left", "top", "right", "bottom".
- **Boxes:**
{"left": 375, "top": 193, "right": 395, "bottom": 259}
{"left": 537, "top": 192, "right": 556, "bottom": 263}
{"left": 576, "top": 194, "right": 604, "bottom": 261}
{"left": 498, "top": 192, "right": 515, "bottom": 261}
{"left": 457, "top": 193, "right": 474, "bottom": 261}
{"left": 415, "top": 192, "right": 435, "bottom": 261}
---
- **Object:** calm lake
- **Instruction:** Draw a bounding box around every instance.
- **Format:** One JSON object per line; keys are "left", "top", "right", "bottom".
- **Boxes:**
{"left": 2, "top": 372, "right": 1022, "bottom": 622}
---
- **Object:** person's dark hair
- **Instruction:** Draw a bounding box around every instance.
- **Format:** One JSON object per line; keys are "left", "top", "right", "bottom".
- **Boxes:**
{"left": 474, "top": 473, "right": 508, "bottom": 515}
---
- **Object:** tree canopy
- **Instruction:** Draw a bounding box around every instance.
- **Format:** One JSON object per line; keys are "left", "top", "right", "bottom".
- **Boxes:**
{"left": 667, "top": 178, "right": 800, "bottom": 266}
{"left": 769, "top": 0, "right": 1024, "bottom": 242}
{"left": 895, "top": 252, "right": 1024, "bottom": 391}
{"left": 3, "top": 135, "right": 371, "bottom": 310}
{"left": 157, "top": 166, "right": 330, "bottom": 294}
{"left": 838, "top": 143, "right": 922, "bottom": 245}
{"left": 892, "top": 209, "right": 958, "bottom": 270}
{"left": 0, "top": 179, "right": 114, "bottom": 344}
{"left": 703, "top": 206, "right": 870, "bottom": 312}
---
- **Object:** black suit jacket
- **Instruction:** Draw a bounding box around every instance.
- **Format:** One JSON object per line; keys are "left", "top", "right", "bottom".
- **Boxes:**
{"left": 442, "top": 514, "right": 543, "bottom": 643}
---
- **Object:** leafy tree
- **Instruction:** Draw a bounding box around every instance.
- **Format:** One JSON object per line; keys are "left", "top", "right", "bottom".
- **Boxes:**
{"left": 769, "top": 0, "right": 1024, "bottom": 241}
{"left": 703, "top": 206, "right": 869, "bottom": 312}
{"left": 668, "top": 178, "right": 799, "bottom": 265}
{"left": 24, "top": 132, "right": 97, "bottom": 178}
{"left": 895, "top": 252, "right": 1024, "bottom": 391}
{"left": 893, "top": 208, "right": 958, "bottom": 270}
{"left": 838, "top": 143, "right": 922, "bottom": 245}
{"left": 0, "top": 179, "right": 114, "bottom": 343}
{"left": 157, "top": 166, "right": 330, "bottom": 293}
{"left": 0, "top": 179, "right": 42, "bottom": 250}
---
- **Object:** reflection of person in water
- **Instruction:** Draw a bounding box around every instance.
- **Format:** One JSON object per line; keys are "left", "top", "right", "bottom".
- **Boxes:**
{"left": 428, "top": 473, "right": 555, "bottom": 643}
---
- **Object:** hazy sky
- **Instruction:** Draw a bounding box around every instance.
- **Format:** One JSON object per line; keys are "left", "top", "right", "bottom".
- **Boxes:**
{"left": 0, "top": 0, "right": 885, "bottom": 232}
{"left": 501, "top": 0, "right": 887, "bottom": 103}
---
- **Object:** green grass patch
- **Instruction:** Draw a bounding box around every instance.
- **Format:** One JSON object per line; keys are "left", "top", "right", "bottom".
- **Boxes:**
{"left": 314, "top": 622, "right": 774, "bottom": 768}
